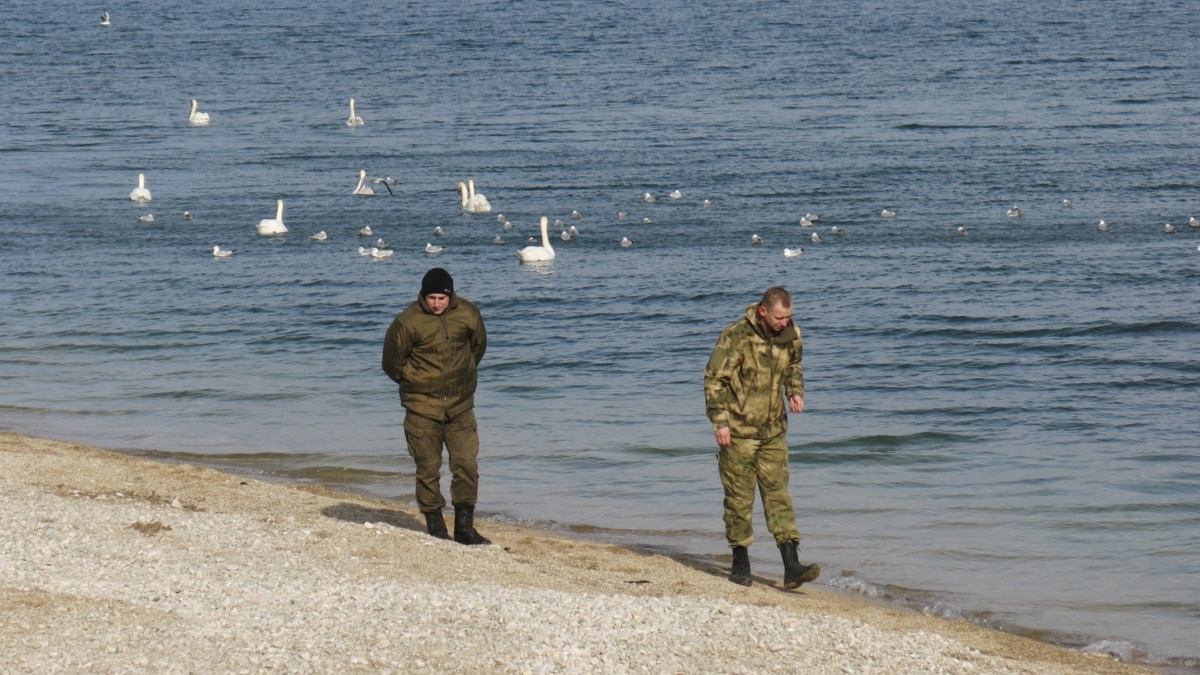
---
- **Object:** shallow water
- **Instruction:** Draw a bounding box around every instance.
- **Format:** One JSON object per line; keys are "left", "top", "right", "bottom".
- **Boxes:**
{"left": 2, "top": 0, "right": 1199, "bottom": 669}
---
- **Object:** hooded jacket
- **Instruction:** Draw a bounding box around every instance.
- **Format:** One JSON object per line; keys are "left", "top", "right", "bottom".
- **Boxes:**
{"left": 382, "top": 294, "right": 486, "bottom": 422}
{"left": 704, "top": 303, "right": 804, "bottom": 439}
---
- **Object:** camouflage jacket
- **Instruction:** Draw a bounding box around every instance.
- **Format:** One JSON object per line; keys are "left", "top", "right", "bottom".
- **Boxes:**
{"left": 704, "top": 303, "right": 804, "bottom": 439}
{"left": 382, "top": 294, "right": 487, "bottom": 422}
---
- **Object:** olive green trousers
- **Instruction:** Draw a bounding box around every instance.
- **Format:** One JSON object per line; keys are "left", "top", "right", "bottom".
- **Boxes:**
{"left": 403, "top": 409, "right": 479, "bottom": 512}
{"left": 717, "top": 433, "right": 800, "bottom": 547}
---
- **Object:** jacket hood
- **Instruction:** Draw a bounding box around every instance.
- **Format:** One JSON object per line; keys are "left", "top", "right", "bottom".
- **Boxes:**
{"left": 744, "top": 303, "right": 799, "bottom": 346}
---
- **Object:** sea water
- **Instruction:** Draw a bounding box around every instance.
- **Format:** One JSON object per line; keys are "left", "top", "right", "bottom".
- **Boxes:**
{"left": 1, "top": 0, "right": 1198, "bottom": 669}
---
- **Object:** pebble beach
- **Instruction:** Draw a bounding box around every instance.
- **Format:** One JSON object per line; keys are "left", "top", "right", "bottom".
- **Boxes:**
{"left": 0, "top": 432, "right": 1152, "bottom": 674}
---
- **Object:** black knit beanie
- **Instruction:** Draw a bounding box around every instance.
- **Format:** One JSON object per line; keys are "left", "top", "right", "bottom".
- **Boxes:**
{"left": 420, "top": 267, "right": 454, "bottom": 297}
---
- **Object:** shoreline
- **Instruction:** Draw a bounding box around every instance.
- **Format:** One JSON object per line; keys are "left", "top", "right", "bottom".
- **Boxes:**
{"left": 0, "top": 431, "right": 1151, "bottom": 674}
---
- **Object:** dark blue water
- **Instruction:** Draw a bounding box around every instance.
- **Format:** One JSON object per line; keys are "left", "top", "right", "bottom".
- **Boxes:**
{"left": 2, "top": 0, "right": 1199, "bottom": 669}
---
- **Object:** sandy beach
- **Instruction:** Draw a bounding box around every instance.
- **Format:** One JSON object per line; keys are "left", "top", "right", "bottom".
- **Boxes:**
{"left": 0, "top": 431, "right": 1150, "bottom": 674}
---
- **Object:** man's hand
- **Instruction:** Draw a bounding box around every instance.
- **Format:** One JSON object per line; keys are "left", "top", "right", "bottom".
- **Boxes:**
{"left": 714, "top": 427, "right": 732, "bottom": 448}
{"left": 789, "top": 395, "right": 805, "bottom": 413}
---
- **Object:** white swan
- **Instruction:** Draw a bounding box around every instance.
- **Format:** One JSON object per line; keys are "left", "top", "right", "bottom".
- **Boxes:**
{"left": 425, "top": 242, "right": 444, "bottom": 254}
{"left": 620, "top": 236, "right": 633, "bottom": 248}
{"left": 346, "top": 98, "right": 364, "bottom": 127}
{"left": 212, "top": 245, "right": 233, "bottom": 258}
{"left": 459, "top": 179, "right": 491, "bottom": 213}
{"left": 310, "top": 231, "right": 327, "bottom": 241}
{"left": 881, "top": 209, "right": 896, "bottom": 218}
{"left": 751, "top": 234, "right": 763, "bottom": 245}
{"left": 517, "top": 216, "right": 555, "bottom": 263}
{"left": 352, "top": 169, "right": 374, "bottom": 196}
{"left": 783, "top": 248, "right": 803, "bottom": 258}
{"left": 188, "top": 99, "right": 210, "bottom": 126}
{"left": 129, "top": 173, "right": 151, "bottom": 202}
{"left": 256, "top": 199, "right": 287, "bottom": 235}
{"left": 100, "top": 12, "right": 110, "bottom": 26}
{"left": 1006, "top": 206, "right": 1022, "bottom": 217}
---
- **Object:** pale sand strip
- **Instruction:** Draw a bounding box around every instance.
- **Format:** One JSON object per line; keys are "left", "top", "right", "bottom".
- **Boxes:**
{"left": 0, "top": 432, "right": 1148, "bottom": 674}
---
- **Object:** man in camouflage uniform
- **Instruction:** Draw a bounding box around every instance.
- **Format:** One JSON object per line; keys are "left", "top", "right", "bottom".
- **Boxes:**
{"left": 704, "top": 287, "right": 820, "bottom": 588}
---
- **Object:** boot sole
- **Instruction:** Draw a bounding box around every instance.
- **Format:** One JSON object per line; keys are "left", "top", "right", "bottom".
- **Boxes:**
{"left": 783, "top": 564, "right": 820, "bottom": 589}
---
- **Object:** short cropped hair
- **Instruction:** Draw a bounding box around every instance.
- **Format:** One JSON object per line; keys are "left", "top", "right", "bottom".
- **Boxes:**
{"left": 761, "top": 286, "right": 792, "bottom": 309}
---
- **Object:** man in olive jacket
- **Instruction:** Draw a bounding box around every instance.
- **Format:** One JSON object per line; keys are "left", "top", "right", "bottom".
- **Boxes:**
{"left": 704, "top": 286, "right": 819, "bottom": 588}
{"left": 382, "top": 267, "right": 490, "bottom": 545}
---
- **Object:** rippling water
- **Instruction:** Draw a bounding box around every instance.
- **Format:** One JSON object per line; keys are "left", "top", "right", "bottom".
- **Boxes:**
{"left": 2, "top": 0, "right": 1199, "bottom": 669}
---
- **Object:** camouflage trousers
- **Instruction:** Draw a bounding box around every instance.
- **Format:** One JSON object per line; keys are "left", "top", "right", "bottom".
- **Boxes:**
{"left": 717, "top": 433, "right": 800, "bottom": 547}
{"left": 403, "top": 409, "right": 479, "bottom": 512}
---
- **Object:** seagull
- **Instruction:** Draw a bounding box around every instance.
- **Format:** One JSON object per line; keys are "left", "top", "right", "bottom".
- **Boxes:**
{"left": 136, "top": 214, "right": 154, "bottom": 223}
{"left": 425, "top": 242, "right": 444, "bottom": 254}
{"left": 492, "top": 235, "right": 506, "bottom": 244}
{"left": 188, "top": 99, "right": 211, "bottom": 126}
{"left": 560, "top": 229, "right": 573, "bottom": 241}
{"left": 571, "top": 210, "right": 582, "bottom": 219}
{"left": 554, "top": 219, "right": 564, "bottom": 229}
{"left": 751, "top": 234, "right": 763, "bottom": 245}
{"left": 783, "top": 248, "right": 804, "bottom": 258}
{"left": 881, "top": 209, "right": 896, "bottom": 218}
{"left": 1165, "top": 223, "right": 1177, "bottom": 233}
{"left": 309, "top": 231, "right": 328, "bottom": 241}
{"left": 370, "top": 247, "right": 394, "bottom": 259}
{"left": 811, "top": 232, "right": 822, "bottom": 243}
{"left": 358, "top": 226, "right": 372, "bottom": 237}
{"left": 346, "top": 98, "right": 364, "bottom": 127}
{"left": 643, "top": 217, "right": 653, "bottom": 224}
{"left": 368, "top": 176, "right": 396, "bottom": 196}
{"left": 357, "top": 246, "right": 372, "bottom": 256}
{"left": 1062, "top": 199, "right": 1073, "bottom": 208}
{"left": 618, "top": 212, "right": 629, "bottom": 219}
{"left": 374, "top": 238, "right": 389, "bottom": 249}
{"left": 703, "top": 199, "right": 714, "bottom": 208}
{"left": 956, "top": 226, "right": 967, "bottom": 236}
{"left": 129, "top": 173, "right": 151, "bottom": 202}
{"left": 182, "top": 211, "right": 193, "bottom": 220}
{"left": 643, "top": 192, "right": 657, "bottom": 203}
{"left": 433, "top": 226, "right": 443, "bottom": 237}
{"left": 568, "top": 225, "right": 580, "bottom": 236}
{"left": 669, "top": 190, "right": 682, "bottom": 199}
{"left": 620, "top": 237, "right": 633, "bottom": 248}
{"left": 830, "top": 226, "right": 844, "bottom": 236}
{"left": 799, "top": 217, "right": 813, "bottom": 227}
{"left": 497, "top": 214, "right": 507, "bottom": 223}
{"left": 1190, "top": 216, "right": 1199, "bottom": 228}
{"left": 1006, "top": 206, "right": 1022, "bottom": 217}
{"left": 212, "top": 246, "right": 232, "bottom": 258}
{"left": 1098, "top": 220, "right": 1112, "bottom": 232}
{"left": 352, "top": 169, "right": 374, "bottom": 196}
{"left": 502, "top": 220, "right": 514, "bottom": 231}
{"left": 100, "top": 12, "right": 110, "bottom": 26}
{"left": 804, "top": 213, "right": 820, "bottom": 222}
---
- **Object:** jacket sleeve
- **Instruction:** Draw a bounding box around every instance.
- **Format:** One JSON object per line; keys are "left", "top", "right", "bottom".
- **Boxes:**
{"left": 785, "top": 329, "right": 805, "bottom": 399}
{"left": 471, "top": 308, "right": 487, "bottom": 366}
{"left": 381, "top": 316, "right": 411, "bottom": 385}
{"left": 704, "top": 329, "right": 737, "bottom": 432}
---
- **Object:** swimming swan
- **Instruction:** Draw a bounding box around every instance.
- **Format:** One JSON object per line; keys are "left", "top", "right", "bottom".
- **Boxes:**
{"left": 129, "top": 173, "right": 151, "bottom": 202}
{"left": 188, "top": 99, "right": 210, "bottom": 126}
{"left": 256, "top": 199, "right": 287, "bottom": 235}
{"left": 346, "top": 98, "right": 364, "bottom": 127}
{"left": 517, "top": 216, "right": 555, "bottom": 263}
{"left": 352, "top": 169, "right": 374, "bottom": 196}
{"left": 459, "top": 179, "right": 491, "bottom": 213}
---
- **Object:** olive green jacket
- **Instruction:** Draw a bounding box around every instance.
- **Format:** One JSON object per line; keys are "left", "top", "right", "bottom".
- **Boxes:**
{"left": 382, "top": 294, "right": 486, "bottom": 422}
{"left": 704, "top": 303, "right": 804, "bottom": 439}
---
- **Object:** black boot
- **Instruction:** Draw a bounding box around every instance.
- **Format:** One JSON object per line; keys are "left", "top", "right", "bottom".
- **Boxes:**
{"left": 423, "top": 510, "right": 451, "bottom": 540}
{"left": 453, "top": 504, "right": 491, "bottom": 546}
{"left": 779, "top": 540, "right": 820, "bottom": 589}
{"left": 729, "top": 546, "right": 752, "bottom": 586}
